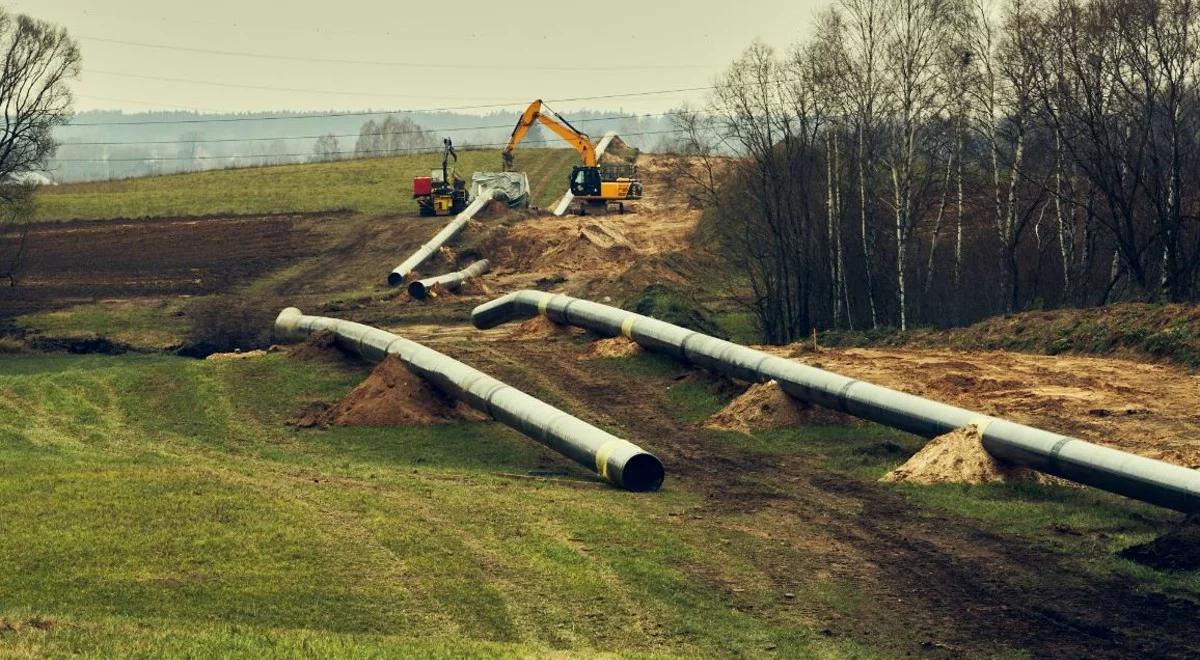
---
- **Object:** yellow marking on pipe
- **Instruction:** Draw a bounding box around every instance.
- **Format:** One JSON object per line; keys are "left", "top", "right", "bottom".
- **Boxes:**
{"left": 620, "top": 315, "right": 636, "bottom": 339}
{"left": 594, "top": 439, "right": 628, "bottom": 482}
{"left": 538, "top": 292, "right": 553, "bottom": 315}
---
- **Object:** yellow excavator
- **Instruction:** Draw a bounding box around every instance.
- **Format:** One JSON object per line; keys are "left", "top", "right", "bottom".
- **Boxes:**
{"left": 502, "top": 99, "right": 642, "bottom": 213}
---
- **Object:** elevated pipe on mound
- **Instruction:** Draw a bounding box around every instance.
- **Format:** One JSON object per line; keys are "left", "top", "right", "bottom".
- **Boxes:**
{"left": 388, "top": 189, "right": 496, "bottom": 287}
{"left": 407, "top": 259, "right": 491, "bottom": 300}
{"left": 273, "top": 307, "right": 664, "bottom": 492}
{"left": 471, "top": 291, "right": 1200, "bottom": 513}
{"left": 552, "top": 131, "right": 618, "bottom": 216}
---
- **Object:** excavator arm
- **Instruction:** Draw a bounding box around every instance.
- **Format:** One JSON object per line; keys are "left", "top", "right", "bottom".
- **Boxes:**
{"left": 502, "top": 99, "right": 597, "bottom": 171}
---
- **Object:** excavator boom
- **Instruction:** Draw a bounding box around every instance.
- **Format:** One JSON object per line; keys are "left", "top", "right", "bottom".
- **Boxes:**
{"left": 502, "top": 99, "right": 597, "bottom": 170}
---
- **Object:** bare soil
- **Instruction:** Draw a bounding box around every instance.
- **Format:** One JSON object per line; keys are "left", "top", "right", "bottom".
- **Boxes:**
{"left": 205, "top": 349, "right": 268, "bottom": 362}
{"left": 882, "top": 424, "right": 1051, "bottom": 485}
{"left": 0, "top": 213, "right": 329, "bottom": 317}
{"left": 577, "top": 336, "right": 643, "bottom": 360}
{"left": 1120, "top": 517, "right": 1200, "bottom": 570}
{"left": 705, "top": 380, "right": 856, "bottom": 434}
{"left": 506, "top": 315, "right": 582, "bottom": 341}
{"left": 772, "top": 346, "right": 1200, "bottom": 469}
{"left": 478, "top": 160, "right": 702, "bottom": 296}
{"left": 297, "top": 355, "right": 481, "bottom": 427}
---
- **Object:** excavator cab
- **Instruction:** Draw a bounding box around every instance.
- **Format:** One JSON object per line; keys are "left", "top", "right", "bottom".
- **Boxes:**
{"left": 569, "top": 166, "right": 603, "bottom": 197}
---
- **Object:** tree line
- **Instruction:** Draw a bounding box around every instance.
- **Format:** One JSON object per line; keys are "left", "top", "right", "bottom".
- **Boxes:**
{"left": 671, "top": 0, "right": 1200, "bottom": 343}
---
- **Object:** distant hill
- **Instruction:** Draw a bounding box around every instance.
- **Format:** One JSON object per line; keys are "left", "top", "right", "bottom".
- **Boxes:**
{"left": 47, "top": 108, "right": 672, "bottom": 183}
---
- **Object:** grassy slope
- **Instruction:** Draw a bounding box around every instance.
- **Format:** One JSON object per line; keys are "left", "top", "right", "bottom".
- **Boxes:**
{"left": 0, "top": 352, "right": 856, "bottom": 658}
{"left": 822, "top": 302, "right": 1200, "bottom": 369}
{"left": 1, "top": 350, "right": 1192, "bottom": 656}
{"left": 33, "top": 149, "right": 579, "bottom": 221}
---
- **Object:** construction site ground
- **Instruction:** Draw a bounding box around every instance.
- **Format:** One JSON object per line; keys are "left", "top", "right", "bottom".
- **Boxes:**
{"left": 1, "top": 153, "right": 1199, "bottom": 656}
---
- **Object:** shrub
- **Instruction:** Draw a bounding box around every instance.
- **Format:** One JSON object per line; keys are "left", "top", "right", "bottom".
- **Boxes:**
{"left": 180, "top": 295, "right": 279, "bottom": 358}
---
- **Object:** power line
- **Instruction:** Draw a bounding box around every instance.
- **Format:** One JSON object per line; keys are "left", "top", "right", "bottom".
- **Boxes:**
{"left": 76, "top": 94, "right": 225, "bottom": 113}
{"left": 63, "top": 85, "right": 727, "bottom": 128}
{"left": 63, "top": 80, "right": 807, "bottom": 128}
{"left": 84, "top": 69, "right": 514, "bottom": 101}
{"left": 56, "top": 112, "right": 674, "bottom": 147}
{"left": 77, "top": 35, "right": 718, "bottom": 72}
{"left": 51, "top": 129, "right": 687, "bottom": 163}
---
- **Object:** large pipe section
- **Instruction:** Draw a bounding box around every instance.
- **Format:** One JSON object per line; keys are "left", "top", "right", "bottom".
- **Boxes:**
{"left": 388, "top": 189, "right": 496, "bottom": 287}
{"left": 472, "top": 291, "right": 1200, "bottom": 513}
{"left": 274, "top": 307, "right": 664, "bottom": 491}
{"left": 408, "top": 259, "right": 491, "bottom": 300}
{"left": 552, "top": 131, "right": 618, "bottom": 216}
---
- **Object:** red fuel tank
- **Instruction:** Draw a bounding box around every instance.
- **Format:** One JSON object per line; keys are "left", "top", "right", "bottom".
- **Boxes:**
{"left": 413, "top": 176, "right": 433, "bottom": 197}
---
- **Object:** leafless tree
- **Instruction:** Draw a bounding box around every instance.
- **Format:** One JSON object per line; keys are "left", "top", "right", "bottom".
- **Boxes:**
{"left": 880, "top": 0, "right": 954, "bottom": 329}
{"left": 0, "top": 9, "right": 80, "bottom": 288}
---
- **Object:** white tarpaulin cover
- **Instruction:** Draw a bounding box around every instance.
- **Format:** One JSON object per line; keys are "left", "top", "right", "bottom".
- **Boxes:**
{"left": 471, "top": 172, "right": 530, "bottom": 208}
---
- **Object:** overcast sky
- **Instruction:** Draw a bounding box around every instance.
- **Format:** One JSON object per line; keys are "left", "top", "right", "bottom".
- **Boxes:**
{"left": 9, "top": 0, "right": 830, "bottom": 116}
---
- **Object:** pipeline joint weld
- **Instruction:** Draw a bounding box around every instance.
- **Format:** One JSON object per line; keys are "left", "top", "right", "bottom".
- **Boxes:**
{"left": 1047, "top": 437, "right": 1073, "bottom": 472}
{"left": 594, "top": 439, "right": 630, "bottom": 481}
{"left": 836, "top": 379, "right": 859, "bottom": 412}
{"left": 620, "top": 315, "right": 636, "bottom": 339}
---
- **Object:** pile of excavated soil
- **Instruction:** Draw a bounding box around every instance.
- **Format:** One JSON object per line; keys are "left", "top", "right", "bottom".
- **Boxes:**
{"left": 287, "top": 330, "right": 338, "bottom": 361}
{"left": 507, "top": 315, "right": 581, "bottom": 341}
{"left": 578, "top": 336, "right": 643, "bottom": 360}
{"left": 704, "top": 381, "right": 856, "bottom": 435}
{"left": 1119, "top": 517, "right": 1200, "bottom": 570}
{"left": 481, "top": 208, "right": 700, "bottom": 291}
{"left": 488, "top": 221, "right": 635, "bottom": 276}
{"left": 298, "top": 355, "right": 481, "bottom": 427}
{"left": 881, "top": 424, "right": 1049, "bottom": 485}
{"left": 456, "top": 277, "right": 492, "bottom": 296}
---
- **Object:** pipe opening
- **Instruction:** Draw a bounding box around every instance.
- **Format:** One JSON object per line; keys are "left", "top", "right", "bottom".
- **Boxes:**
{"left": 620, "top": 453, "right": 665, "bottom": 492}
{"left": 408, "top": 281, "right": 429, "bottom": 300}
{"left": 387, "top": 271, "right": 404, "bottom": 287}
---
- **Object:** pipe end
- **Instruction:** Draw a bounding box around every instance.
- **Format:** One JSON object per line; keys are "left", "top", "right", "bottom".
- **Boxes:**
{"left": 407, "top": 281, "right": 429, "bottom": 300}
{"left": 273, "top": 307, "right": 304, "bottom": 342}
{"left": 387, "top": 271, "right": 405, "bottom": 287}
{"left": 620, "top": 453, "right": 665, "bottom": 492}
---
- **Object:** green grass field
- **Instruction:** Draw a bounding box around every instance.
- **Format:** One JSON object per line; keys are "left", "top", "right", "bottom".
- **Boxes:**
{"left": 0, "top": 352, "right": 845, "bottom": 657}
{"left": 0, "top": 349, "right": 1191, "bottom": 656}
{"left": 34, "top": 149, "right": 580, "bottom": 222}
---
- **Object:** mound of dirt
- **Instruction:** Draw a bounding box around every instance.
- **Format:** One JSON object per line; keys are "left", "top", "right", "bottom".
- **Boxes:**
{"left": 456, "top": 276, "right": 492, "bottom": 296}
{"left": 881, "top": 424, "right": 1049, "bottom": 485}
{"left": 298, "top": 355, "right": 482, "bottom": 428}
{"left": 287, "top": 330, "right": 339, "bottom": 361}
{"left": 485, "top": 220, "right": 636, "bottom": 276}
{"left": 578, "top": 336, "right": 643, "bottom": 360}
{"left": 507, "top": 315, "right": 580, "bottom": 341}
{"left": 704, "top": 381, "right": 855, "bottom": 435}
{"left": 1119, "top": 517, "right": 1200, "bottom": 570}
